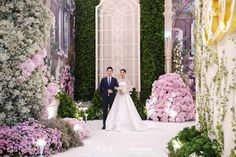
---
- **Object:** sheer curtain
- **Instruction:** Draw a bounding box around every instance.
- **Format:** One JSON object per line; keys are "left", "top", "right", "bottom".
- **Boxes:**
{"left": 96, "top": 0, "right": 140, "bottom": 91}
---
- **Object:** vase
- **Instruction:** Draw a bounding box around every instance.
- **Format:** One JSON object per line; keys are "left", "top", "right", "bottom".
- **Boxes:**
{"left": 47, "top": 99, "right": 59, "bottom": 119}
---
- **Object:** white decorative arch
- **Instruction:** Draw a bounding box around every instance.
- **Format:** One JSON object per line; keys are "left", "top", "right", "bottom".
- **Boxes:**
{"left": 95, "top": 0, "right": 140, "bottom": 91}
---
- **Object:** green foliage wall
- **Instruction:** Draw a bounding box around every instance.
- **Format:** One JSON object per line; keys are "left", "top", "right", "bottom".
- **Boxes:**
{"left": 140, "top": 0, "right": 165, "bottom": 102}
{"left": 74, "top": 0, "right": 165, "bottom": 102}
{"left": 74, "top": 0, "right": 98, "bottom": 101}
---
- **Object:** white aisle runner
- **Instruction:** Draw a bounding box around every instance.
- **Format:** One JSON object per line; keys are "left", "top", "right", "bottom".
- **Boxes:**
{"left": 53, "top": 120, "right": 195, "bottom": 157}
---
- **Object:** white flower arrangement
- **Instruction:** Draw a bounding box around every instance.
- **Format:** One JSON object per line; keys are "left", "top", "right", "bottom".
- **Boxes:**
{"left": 115, "top": 87, "right": 125, "bottom": 94}
{"left": 0, "top": 0, "right": 51, "bottom": 125}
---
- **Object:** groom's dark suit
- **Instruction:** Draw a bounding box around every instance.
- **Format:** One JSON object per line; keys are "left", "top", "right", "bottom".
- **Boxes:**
{"left": 99, "top": 77, "right": 118, "bottom": 127}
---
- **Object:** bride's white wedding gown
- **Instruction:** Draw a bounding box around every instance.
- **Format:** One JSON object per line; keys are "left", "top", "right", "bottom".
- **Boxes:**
{"left": 106, "top": 78, "right": 147, "bottom": 131}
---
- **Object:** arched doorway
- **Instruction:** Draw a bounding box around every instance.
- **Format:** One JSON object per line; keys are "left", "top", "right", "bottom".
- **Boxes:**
{"left": 95, "top": 0, "right": 140, "bottom": 91}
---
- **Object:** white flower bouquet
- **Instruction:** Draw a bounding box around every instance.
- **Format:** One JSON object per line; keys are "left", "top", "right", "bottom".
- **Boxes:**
{"left": 115, "top": 87, "right": 125, "bottom": 94}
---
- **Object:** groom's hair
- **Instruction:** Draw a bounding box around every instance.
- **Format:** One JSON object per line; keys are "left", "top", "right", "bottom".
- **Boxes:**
{"left": 107, "top": 67, "right": 113, "bottom": 71}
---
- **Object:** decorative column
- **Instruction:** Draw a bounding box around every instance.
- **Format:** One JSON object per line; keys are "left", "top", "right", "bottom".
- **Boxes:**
{"left": 163, "top": 0, "right": 173, "bottom": 73}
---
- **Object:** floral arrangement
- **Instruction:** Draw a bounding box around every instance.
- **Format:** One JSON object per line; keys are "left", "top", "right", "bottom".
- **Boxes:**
{"left": 0, "top": 0, "right": 51, "bottom": 125}
{"left": 19, "top": 48, "right": 60, "bottom": 116}
{"left": 43, "top": 82, "right": 59, "bottom": 107}
{"left": 19, "top": 48, "right": 47, "bottom": 81}
{"left": 40, "top": 118, "right": 82, "bottom": 151}
{"left": 115, "top": 86, "right": 125, "bottom": 94}
{"left": 59, "top": 65, "right": 74, "bottom": 97}
{"left": 19, "top": 48, "right": 60, "bottom": 119}
{"left": 146, "top": 73, "right": 195, "bottom": 122}
{"left": 63, "top": 118, "right": 89, "bottom": 140}
{"left": 0, "top": 119, "right": 62, "bottom": 156}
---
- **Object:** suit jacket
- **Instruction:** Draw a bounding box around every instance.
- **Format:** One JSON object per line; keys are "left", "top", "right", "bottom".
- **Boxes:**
{"left": 99, "top": 77, "right": 118, "bottom": 100}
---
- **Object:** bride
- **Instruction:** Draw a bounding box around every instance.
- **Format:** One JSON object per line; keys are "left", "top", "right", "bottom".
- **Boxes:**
{"left": 106, "top": 69, "right": 147, "bottom": 131}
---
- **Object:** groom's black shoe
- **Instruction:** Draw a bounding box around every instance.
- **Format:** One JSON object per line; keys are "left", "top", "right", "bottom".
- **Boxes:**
{"left": 102, "top": 125, "right": 106, "bottom": 130}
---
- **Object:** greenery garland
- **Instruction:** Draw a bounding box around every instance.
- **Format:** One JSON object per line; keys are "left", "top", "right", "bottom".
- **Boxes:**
{"left": 194, "top": 0, "right": 236, "bottom": 156}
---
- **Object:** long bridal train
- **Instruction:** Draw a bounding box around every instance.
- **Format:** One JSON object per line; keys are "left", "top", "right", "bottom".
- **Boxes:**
{"left": 106, "top": 78, "right": 147, "bottom": 131}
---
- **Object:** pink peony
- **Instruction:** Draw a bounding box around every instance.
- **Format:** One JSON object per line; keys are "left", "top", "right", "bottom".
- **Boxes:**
{"left": 173, "top": 106, "right": 181, "bottom": 113}
{"left": 161, "top": 117, "right": 169, "bottom": 122}
{"left": 175, "top": 115, "right": 185, "bottom": 123}
{"left": 181, "top": 105, "right": 188, "bottom": 111}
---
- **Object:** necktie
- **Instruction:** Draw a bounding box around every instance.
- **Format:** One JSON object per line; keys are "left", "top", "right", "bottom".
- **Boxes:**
{"left": 108, "top": 77, "right": 111, "bottom": 86}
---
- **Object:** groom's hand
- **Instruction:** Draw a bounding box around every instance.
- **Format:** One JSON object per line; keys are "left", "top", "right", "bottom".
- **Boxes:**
{"left": 108, "top": 89, "right": 113, "bottom": 94}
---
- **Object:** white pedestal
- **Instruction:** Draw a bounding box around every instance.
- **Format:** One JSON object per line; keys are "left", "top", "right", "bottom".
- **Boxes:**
{"left": 47, "top": 99, "right": 59, "bottom": 119}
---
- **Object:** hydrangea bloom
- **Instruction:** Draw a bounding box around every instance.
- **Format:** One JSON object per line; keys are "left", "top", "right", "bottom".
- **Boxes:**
{"left": 20, "top": 48, "right": 47, "bottom": 81}
{"left": 0, "top": 119, "right": 62, "bottom": 156}
{"left": 146, "top": 73, "right": 195, "bottom": 123}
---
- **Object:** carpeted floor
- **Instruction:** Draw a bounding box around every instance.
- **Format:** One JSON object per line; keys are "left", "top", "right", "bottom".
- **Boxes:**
{"left": 53, "top": 120, "right": 195, "bottom": 157}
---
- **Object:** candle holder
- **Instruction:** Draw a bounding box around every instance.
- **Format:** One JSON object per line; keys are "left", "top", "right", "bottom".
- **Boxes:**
{"left": 36, "top": 139, "right": 46, "bottom": 157}
{"left": 73, "top": 124, "right": 81, "bottom": 132}
{"left": 82, "top": 107, "right": 88, "bottom": 123}
{"left": 84, "top": 113, "right": 88, "bottom": 123}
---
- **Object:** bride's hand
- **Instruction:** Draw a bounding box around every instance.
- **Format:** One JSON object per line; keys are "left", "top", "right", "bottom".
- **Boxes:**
{"left": 119, "top": 89, "right": 125, "bottom": 95}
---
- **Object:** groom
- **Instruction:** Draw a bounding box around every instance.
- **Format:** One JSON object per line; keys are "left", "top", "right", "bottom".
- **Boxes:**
{"left": 99, "top": 67, "right": 118, "bottom": 129}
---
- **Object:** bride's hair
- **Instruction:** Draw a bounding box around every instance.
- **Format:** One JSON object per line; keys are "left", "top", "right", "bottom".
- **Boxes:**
{"left": 120, "top": 69, "right": 126, "bottom": 73}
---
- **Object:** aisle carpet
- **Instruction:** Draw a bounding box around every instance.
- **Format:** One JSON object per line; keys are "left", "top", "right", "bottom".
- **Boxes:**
{"left": 53, "top": 120, "right": 195, "bottom": 157}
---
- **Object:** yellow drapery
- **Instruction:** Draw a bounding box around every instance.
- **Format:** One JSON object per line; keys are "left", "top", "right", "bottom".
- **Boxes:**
{"left": 203, "top": 0, "right": 236, "bottom": 45}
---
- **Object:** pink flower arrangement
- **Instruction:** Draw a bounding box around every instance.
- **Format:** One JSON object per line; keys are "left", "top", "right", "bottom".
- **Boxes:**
{"left": 62, "top": 118, "right": 89, "bottom": 140}
{"left": 146, "top": 73, "right": 195, "bottom": 123}
{"left": 0, "top": 119, "right": 62, "bottom": 156}
{"left": 59, "top": 65, "right": 74, "bottom": 97}
{"left": 19, "top": 48, "right": 60, "bottom": 119}
{"left": 42, "top": 82, "right": 59, "bottom": 107}
{"left": 20, "top": 48, "right": 47, "bottom": 80}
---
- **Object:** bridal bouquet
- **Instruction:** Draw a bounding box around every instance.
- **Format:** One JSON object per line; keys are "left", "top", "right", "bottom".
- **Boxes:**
{"left": 115, "top": 87, "right": 125, "bottom": 94}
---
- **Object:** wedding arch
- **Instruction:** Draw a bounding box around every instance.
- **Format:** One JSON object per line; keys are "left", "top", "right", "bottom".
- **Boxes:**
{"left": 95, "top": 0, "right": 140, "bottom": 91}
